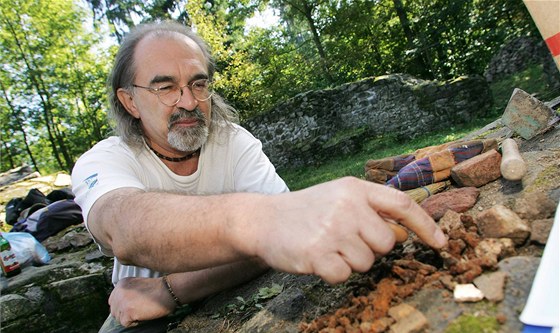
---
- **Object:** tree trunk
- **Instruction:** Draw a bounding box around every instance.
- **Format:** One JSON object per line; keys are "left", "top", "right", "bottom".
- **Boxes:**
{"left": 294, "top": 0, "right": 335, "bottom": 84}
{"left": 392, "top": 0, "right": 433, "bottom": 78}
{"left": 3, "top": 12, "right": 69, "bottom": 171}
{"left": 0, "top": 81, "right": 40, "bottom": 173}
{"left": 1, "top": 140, "right": 16, "bottom": 170}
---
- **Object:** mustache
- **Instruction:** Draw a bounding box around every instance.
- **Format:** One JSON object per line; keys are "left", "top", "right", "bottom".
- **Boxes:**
{"left": 168, "top": 107, "right": 206, "bottom": 128}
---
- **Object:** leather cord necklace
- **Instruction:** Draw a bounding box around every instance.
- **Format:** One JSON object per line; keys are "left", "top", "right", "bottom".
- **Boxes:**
{"left": 147, "top": 142, "right": 200, "bottom": 162}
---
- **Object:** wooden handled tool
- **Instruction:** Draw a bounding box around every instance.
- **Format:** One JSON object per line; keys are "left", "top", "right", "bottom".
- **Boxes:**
{"left": 387, "top": 222, "right": 408, "bottom": 243}
{"left": 500, "top": 138, "right": 527, "bottom": 181}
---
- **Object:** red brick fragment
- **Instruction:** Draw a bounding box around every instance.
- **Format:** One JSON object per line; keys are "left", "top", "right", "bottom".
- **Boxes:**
{"left": 451, "top": 149, "right": 502, "bottom": 187}
{"left": 421, "top": 187, "right": 479, "bottom": 220}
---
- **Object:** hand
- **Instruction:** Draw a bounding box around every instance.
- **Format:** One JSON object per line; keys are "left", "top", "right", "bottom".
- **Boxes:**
{"left": 251, "top": 177, "right": 446, "bottom": 285}
{"left": 109, "top": 276, "right": 175, "bottom": 327}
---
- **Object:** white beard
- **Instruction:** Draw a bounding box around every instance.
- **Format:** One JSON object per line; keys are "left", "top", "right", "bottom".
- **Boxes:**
{"left": 168, "top": 124, "right": 209, "bottom": 152}
{"left": 167, "top": 107, "right": 210, "bottom": 152}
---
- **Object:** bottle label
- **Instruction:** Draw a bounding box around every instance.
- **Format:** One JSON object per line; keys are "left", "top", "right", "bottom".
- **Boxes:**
{"left": 1, "top": 249, "right": 20, "bottom": 273}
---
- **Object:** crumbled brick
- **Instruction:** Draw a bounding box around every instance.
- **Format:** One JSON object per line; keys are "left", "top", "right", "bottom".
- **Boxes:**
{"left": 451, "top": 149, "right": 502, "bottom": 187}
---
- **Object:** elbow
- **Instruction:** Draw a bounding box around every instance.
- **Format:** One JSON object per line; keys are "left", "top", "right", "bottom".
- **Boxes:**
{"left": 111, "top": 241, "right": 136, "bottom": 266}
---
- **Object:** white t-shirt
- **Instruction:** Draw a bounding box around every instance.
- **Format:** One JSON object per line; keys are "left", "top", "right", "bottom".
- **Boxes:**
{"left": 71, "top": 124, "right": 288, "bottom": 284}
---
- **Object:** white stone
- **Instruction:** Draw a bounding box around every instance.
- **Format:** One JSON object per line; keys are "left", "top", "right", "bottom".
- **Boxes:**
{"left": 453, "top": 283, "right": 484, "bottom": 302}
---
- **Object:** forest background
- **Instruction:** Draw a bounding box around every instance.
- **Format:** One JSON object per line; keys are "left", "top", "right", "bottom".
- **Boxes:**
{"left": 0, "top": 0, "right": 550, "bottom": 175}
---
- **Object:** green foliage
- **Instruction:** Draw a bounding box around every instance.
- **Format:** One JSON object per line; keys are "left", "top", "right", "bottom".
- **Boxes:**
{"left": 212, "top": 283, "right": 284, "bottom": 319}
{"left": 0, "top": 0, "right": 111, "bottom": 173}
{"left": 489, "top": 63, "right": 552, "bottom": 111}
{"left": 84, "top": 0, "right": 190, "bottom": 42}
{"left": 226, "top": 0, "right": 539, "bottom": 118}
{"left": 0, "top": 0, "right": 547, "bottom": 173}
{"left": 255, "top": 282, "right": 284, "bottom": 300}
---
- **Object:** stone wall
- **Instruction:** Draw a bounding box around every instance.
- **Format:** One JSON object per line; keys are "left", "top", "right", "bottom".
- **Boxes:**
{"left": 484, "top": 35, "right": 560, "bottom": 90}
{"left": 243, "top": 74, "right": 492, "bottom": 170}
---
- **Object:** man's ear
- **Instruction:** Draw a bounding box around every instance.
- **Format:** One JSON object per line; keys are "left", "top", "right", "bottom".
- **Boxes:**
{"left": 117, "top": 88, "right": 140, "bottom": 119}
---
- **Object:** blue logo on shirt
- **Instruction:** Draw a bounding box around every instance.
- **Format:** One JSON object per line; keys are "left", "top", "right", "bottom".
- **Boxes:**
{"left": 84, "top": 173, "right": 98, "bottom": 189}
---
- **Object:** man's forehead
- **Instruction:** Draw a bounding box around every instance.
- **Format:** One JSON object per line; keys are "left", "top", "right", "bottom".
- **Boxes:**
{"left": 133, "top": 31, "right": 207, "bottom": 79}
{"left": 144, "top": 31, "right": 200, "bottom": 48}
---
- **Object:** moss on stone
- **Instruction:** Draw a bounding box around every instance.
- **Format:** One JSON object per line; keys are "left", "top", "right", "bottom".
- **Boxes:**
{"left": 444, "top": 301, "right": 501, "bottom": 333}
{"left": 526, "top": 164, "right": 560, "bottom": 193}
{"left": 444, "top": 313, "right": 500, "bottom": 333}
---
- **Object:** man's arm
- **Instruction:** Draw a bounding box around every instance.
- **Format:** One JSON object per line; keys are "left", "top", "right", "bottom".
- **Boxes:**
{"left": 108, "top": 258, "right": 269, "bottom": 327}
{"left": 89, "top": 177, "right": 447, "bottom": 283}
{"left": 88, "top": 187, "right": 259, "bottom": 271}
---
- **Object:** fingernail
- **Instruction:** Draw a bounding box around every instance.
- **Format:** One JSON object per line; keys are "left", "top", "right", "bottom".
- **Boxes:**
{"left": 434, "top": 228, "right": 447, "bottom": 248}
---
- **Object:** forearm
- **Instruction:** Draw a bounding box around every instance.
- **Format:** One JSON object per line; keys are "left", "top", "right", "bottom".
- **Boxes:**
{"left": 167, "top": 258, "right": 269, "bottom": 304}
{"left": 89, "top": 188, "right": 267, "bottom": 272}
{"left": 108, "top": 258, "right": 270, "bottom": 326}
{"left": 90, "top": 178, "right": 446, "bottom": 285}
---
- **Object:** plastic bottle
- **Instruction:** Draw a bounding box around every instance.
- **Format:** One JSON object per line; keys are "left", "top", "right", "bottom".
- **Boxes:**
{"left": 0, "top": 233, "right": 22, "bottom": 277}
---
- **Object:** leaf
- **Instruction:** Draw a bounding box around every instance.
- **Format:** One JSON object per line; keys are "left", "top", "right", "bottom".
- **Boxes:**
{"left": 256, "top": 283, "right": 284, "bottom": 300}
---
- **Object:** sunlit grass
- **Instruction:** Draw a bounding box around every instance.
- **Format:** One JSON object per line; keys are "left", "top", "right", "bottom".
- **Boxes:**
{"left": 279, "top": 120, "right": 494, "bottom": 191}
{"left": 490, "top": 64, "right": 553, "bottom": 110}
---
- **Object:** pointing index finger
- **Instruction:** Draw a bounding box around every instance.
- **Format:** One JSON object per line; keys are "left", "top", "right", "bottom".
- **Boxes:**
{"left": 368, "top": 183, "right": 447, "bottom": 249}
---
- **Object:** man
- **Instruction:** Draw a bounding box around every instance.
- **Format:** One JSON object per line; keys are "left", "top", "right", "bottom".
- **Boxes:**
{"left": 71, "top": 20, "right": 446, "bottom": 332}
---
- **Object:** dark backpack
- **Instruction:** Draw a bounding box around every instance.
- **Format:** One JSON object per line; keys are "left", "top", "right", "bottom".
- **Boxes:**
{"left": 5, "top": 189, "right": 50, "bottom": 225}
{"left": 5, "top": 197, "right": 23, "bottom": 226}
{"left": 11, "top": 199, "right": 83, "bottom": 242}
{"left": 46, "top": 187, "right": 75, "bottom": 202}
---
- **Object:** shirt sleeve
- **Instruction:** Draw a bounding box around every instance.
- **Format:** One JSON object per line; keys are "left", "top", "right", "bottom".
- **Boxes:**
{"left": 71, "top": 139, "right": 147, "bottom": 226}
{"left": 231, "top": 127, "right": 290, "bottom": 195}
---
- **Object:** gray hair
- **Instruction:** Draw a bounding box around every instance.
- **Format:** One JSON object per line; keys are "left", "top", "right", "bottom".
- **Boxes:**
{"left": 107, "top": 20, "right": 238, "bottom": 148}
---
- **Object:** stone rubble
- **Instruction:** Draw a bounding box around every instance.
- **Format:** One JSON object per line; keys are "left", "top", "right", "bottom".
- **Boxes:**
{"left": 473, "top": 271, "right": 507, "bottom": 302}
{"left": 476, "top": 205, "right": 531, "bottom": 245}
{"left": 453, "top": 284, "right": 485, "bottom": 302}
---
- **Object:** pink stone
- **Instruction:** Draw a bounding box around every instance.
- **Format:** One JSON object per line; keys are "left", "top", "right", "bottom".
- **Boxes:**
{"left": 530, "top": 218, "right": 554, "bottom": 244}
{"left": 421, "top": 187, "right": 479, "bottom": 220}
{"left": 514, "top": 192, "right": 557, "bottom": 220}
{"left": 388, "top": 303, "right": 429, "bottom": 333}
{"left": 438, "top": 210, "right": 465, "bottom": 233}
{"left": 474, "top": 271, "right": 507, "bottom": 302}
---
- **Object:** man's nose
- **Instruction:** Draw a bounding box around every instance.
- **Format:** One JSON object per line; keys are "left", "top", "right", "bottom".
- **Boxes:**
{"left": 175, "top": 87, "right": 198, "bottom": 111}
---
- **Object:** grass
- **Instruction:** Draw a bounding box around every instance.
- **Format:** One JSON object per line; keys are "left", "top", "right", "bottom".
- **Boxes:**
{"left": 490, "top": 64, "right": 557, "bottom": 110}
{"left": 278, "top": 123, "right": 492, "bottom": 191}
{"left": 278, "top": 63, "right": 555, "bottom": 191}
{"left": 442, "top": 300, "right": 502, "bottom": 333}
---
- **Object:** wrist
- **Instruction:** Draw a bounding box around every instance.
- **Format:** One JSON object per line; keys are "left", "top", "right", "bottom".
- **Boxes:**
{"left": 162, "top": 274, "right": 182, "bottom": 309}
{"left": 225, "top": 192, "right": 271, "bottom": 258}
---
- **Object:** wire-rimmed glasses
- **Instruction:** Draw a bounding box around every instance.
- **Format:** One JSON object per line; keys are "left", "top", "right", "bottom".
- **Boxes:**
{"left": 132, "top": 79, "right": 213, "bottom": 106}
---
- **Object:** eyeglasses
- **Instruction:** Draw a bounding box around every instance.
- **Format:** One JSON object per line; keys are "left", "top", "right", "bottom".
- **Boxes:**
{"left": 132, "top": 79, "right": 213, "bottom": 106}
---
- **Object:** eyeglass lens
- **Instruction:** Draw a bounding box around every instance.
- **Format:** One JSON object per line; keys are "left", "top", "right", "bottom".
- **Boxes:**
{"left": 159, "top": 80, "right": 212, "bottom": 106}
